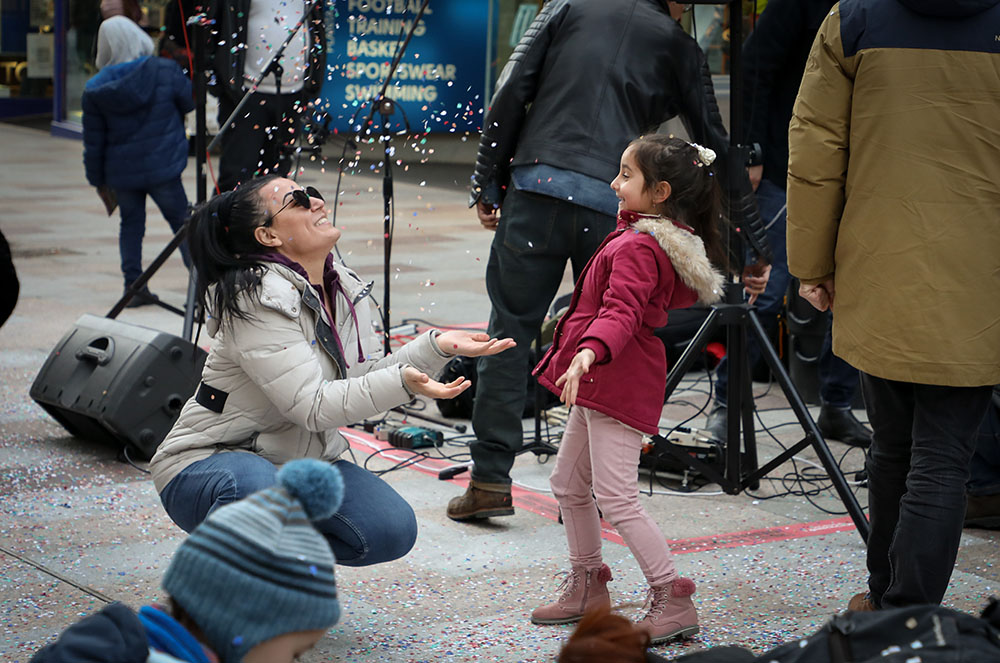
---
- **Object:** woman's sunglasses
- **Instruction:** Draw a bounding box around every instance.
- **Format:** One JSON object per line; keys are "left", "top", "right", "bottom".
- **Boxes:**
{"left": 268, "top": 186, "right": 325, "bottom": 224}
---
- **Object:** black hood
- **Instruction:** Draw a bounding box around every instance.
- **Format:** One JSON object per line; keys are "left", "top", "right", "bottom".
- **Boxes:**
{"left": 898, "top": 0, "right": 1000, "bottom": 18}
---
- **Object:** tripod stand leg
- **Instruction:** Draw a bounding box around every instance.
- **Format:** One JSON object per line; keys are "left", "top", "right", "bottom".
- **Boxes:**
{"left": 664, "top": 308, "right": 722, "bottom": 395}
{"left": 725, "top": 315, "right": 748, "bottom": 492}
{"left": 739, "top": 358, "right": 760, "bottom": 490}
{"left": 747, "top": 309, "right": 870, "bottom": 541}
{"left": 520, "top": 328, "right": 558, "bottom": 457}
{"left": 182, "top": 266, "right": 200, "bottom": 340}
{"left": 106, "top": 225, "right": 189, "bottom": 319}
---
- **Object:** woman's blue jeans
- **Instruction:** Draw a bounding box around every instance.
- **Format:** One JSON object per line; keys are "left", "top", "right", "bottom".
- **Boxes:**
{"left": 159, "top": 452, "right": 418, "bottom": 566}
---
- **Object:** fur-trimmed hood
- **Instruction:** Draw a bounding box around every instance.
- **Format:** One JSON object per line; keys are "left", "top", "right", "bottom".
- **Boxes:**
{"left": 629, "top": 213, "right": 725, "bottom": 305}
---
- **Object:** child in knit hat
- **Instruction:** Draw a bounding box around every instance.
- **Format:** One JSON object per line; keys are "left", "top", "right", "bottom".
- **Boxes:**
{"left": 31, "top": 458, "right": 343, "bottom": 663}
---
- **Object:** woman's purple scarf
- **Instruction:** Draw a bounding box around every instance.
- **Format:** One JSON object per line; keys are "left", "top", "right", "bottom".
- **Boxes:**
{"left": 255, "top": 252, "right": 367, "bottom": 367}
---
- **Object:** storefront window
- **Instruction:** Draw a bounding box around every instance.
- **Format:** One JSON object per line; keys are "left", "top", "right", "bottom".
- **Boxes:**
{"left": 63, "top": 0, "right": 100, "bottom": 124}
{"left": 56, "top": 0, "right": 166, "bottom": 127}
{"left": 693, "top": 4, "right": 727, "bottom": 73}
{"left": 0, "top": 0, "right": 55, "bottom": 115}
{"left": 491, "top": 1, "right": 543, "bottom": 97}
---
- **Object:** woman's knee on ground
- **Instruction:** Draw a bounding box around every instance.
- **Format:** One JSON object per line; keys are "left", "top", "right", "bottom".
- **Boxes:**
{"left": 329, "top": 504, "right": 418, "bottom": 567}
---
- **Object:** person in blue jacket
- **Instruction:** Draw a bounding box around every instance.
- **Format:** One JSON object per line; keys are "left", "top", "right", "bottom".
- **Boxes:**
{"left": 82, "top": 15, "right": 193, "bottom": 307}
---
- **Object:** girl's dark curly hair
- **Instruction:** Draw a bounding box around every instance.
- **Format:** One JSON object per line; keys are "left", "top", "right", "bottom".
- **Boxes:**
{"left": 628, "top": 134, "right": 728, "bottom": 269}
{"left": 185, "top": 174, "right": 282, "bottom": 323}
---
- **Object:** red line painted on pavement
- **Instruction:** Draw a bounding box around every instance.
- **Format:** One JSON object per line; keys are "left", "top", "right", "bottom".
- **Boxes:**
{"left": 341, "top": 428, "right": 856, "bottom": 554}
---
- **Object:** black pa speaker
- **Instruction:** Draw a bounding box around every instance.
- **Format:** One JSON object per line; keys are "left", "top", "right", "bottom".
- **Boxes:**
{"left": 30, "top": 314, "right": 207, "bottom": 459}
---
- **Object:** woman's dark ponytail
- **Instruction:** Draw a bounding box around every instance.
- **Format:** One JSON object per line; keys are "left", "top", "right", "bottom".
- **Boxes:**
{"left": 186, "top": 175, "right": 281, "bottom": 322}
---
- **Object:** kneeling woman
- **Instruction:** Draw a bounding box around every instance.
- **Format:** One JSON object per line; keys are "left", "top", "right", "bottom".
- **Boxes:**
{"left": 149, "top": 176, "right": 513, "bottom": 566}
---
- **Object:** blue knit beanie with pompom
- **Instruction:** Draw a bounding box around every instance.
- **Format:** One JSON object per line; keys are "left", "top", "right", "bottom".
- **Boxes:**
{"left": 161, "top": 459, "right": 343, "bottom": 663}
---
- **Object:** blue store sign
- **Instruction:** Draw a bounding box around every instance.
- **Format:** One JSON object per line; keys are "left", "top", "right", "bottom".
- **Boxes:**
{"left": 320, "top": 0, "right": 490, "bottom": 134}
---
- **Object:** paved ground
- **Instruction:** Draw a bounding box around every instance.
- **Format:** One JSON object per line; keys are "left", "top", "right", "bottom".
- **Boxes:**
{"left": 1, "top": 122, "right": 997, "bottom": 662}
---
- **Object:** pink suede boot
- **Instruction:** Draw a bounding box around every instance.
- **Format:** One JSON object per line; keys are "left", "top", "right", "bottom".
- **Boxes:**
{"left": 530, "top": 564, "right": 613, "bottom": 625}
{"left": 638, "top": 577, "right": 699, "bottom": 643}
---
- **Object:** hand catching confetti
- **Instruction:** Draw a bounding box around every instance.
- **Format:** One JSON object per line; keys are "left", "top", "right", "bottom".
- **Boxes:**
{"left": 435, "top": 330, "right": 516, "bottom": 357}
{"left": 403, "top": 366, "right": 471, "bottom": 399}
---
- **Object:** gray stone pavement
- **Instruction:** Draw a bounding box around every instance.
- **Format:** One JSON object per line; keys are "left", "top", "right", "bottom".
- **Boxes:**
{"left": 1, "top": 123, "right": 997, "bottom": 662}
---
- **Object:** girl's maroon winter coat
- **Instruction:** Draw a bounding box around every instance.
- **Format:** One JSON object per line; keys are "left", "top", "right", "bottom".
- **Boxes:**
{"left": 534, "top": 212, "right": 719, "bottom": 434}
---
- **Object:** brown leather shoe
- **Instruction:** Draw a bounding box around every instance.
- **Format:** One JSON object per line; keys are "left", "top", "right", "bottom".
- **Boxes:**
{"left": 446, "top": 481, "right": 514, "bottom": 521}
{"left": 848, "top": 592, "right": 878, "bottom": 612}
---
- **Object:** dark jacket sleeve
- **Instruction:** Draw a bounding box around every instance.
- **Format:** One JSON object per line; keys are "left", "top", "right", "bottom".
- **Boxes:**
{"left": 30, "top": 603, "right": 148, "bottom": 663}
{"left": 81, "top": 91, "right": 107, "bottom": 189}
{"left": 469, "top": 0, "right": 569, "bottom": 208}
{"left": 741, "top": 0, "right": 805, "bottom": 148}
{"left": 675, "top": 45, "right": 772, "bottom": 263}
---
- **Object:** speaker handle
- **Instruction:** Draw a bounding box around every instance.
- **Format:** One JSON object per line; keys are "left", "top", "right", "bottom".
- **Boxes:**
{"left": 75, "top": 336, "right": 115, "bottom": 366}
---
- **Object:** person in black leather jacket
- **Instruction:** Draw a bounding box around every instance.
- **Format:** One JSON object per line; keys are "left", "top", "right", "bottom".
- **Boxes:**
{"left": 448, "top": 0, "right": 771, "bottom": 522}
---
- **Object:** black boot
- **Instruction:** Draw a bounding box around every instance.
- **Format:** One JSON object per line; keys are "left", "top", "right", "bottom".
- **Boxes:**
{"left": 124, "top": 285, "right": 160, "bottom": 308}
{"left": 703, "top": 403, "right": 727, "bottom": 442}
{"left": 817, "top": 405, "right": 871, "bottom": 447}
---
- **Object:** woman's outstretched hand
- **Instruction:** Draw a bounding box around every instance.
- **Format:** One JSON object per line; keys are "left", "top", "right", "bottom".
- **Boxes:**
{"left": 403, "top": 366, "right": 471, "bottom": 400}
{"left": 554, "top": 348, "right": 596, "bottom": 407}
{"left": 436, "top": 330, "right": 516, "bottom": 357}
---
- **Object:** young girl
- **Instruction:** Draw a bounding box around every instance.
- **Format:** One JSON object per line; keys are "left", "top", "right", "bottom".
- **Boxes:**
{"left": 531, "top": 135, "right": 729, "bottom": 643}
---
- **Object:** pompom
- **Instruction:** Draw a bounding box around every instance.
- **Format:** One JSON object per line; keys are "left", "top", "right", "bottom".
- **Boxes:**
{"left": 672, "top": 577, "right": 697, "bottom": 598}
{"left": 596, "top": 564, "right": 613, "bottom": 583}
{"left": 277, "top": 459, "right": 344, "bottom": 521}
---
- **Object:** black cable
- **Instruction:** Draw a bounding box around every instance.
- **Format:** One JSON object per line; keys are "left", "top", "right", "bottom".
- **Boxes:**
{"left": 119, "top": 446, "right": 151, "bottom": 475}
{"left": 744, "top": 400, "right": 868, "bottom": 515}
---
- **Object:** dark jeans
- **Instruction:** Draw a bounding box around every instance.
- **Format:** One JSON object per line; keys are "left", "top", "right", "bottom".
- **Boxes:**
{"left": 861, "top": 373, "right": 993, "bottom": 607}
{"left": 714, "top": 179, "right": 858, "bottom": 408}
{"left": 159, "top": 452, "right": 418, "bottom": 566}
{"left": 116, "top": 178, "right": 191, "bottom": 287}
{"left": 217, "top": 92, "right": 300, "bottom": 191}
{"left": 470, "top": 188, "right": 615, "bottom": 485}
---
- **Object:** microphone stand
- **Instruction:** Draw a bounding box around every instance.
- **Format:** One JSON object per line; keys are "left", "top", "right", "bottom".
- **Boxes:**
{"left": 181, "top": 9, "right": 211, "bottom": 341}
{"left": 356, "top": 0, "right": 430, "bottom": 356}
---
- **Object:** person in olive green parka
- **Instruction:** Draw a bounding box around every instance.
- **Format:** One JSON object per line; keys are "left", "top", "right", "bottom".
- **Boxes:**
{"left": 786, "top": 0, "right": 1000, "bottom": 611}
